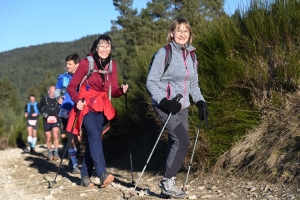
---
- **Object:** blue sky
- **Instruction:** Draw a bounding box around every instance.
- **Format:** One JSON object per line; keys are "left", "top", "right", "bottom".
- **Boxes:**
{"left": 0, "top": 0, "right": 248, "bottom": 53}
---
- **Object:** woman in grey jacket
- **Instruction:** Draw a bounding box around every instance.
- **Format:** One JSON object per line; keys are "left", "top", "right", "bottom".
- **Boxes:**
{"left": 146, "top": 17, "right": 208, "bottom": 198}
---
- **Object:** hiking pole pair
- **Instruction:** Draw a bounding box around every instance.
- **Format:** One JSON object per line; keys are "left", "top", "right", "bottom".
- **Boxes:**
{"left": 130, "top": 94, "right": 183, "bottom": 197}
{"left": 50, "top": 98, "right": 85, "bottom": 187}
{"left": 181, "top": 105, "right": 209, "bottom": 192}
{"left": 123, "top": 82, "right": 134, "bottom": 185}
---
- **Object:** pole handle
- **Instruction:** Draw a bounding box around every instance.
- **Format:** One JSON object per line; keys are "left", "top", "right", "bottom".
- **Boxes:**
{"left": 172, "top": 94, "right": 183, "bottom": 102}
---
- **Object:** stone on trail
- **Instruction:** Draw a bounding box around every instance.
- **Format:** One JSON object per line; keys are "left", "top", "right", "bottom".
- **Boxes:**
{"left": 44, "top": 194, "right": 54, "bottom": 199}
{"left": 200, "top": 194, "right": 214, "bottom": 199}
{"left": 49, "top": 188, "right": 61, "bottom": 195}
{"left": 188, "top": 195, "right": 198, "bottom": 199}
{"left": 138, "top": 190, "right": 144, "bottom": 196}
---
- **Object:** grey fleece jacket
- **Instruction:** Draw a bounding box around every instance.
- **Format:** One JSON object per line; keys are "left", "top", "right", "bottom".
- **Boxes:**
{"left": 146, "top": 41, "right": 205, "bottom": 109}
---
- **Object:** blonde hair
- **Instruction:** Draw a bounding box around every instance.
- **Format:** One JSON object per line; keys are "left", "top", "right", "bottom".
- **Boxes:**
{"left": 167, "top": 17, "right": 193, "bottom": 44}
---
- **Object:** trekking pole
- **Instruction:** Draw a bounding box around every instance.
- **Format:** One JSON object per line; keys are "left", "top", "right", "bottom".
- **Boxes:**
{"left": 124, "top": 82, "right": 134, "bottom": 185}
{"left": 129, "top": 94, "right": 183, "bottom": 197}
{"left": 181, "top": 120, "right": 202, "bottom": 192}
{"left": 181, "top": 105, "right": 209, "bottom": 192}
{"left": 51, "top": 98, "right": 85, "bottom": 186}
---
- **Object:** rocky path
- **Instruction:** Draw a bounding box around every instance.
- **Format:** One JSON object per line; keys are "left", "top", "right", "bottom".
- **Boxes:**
{"left": 0, "top": 145, "right": 299, "bottom": 200}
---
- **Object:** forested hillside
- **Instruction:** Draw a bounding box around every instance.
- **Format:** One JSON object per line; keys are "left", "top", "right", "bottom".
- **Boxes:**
{"left": 1, "top": 0, "right": 300, "bottom": 185}
{"left": 0, "top": 35, "right": 96, "bottom": 99}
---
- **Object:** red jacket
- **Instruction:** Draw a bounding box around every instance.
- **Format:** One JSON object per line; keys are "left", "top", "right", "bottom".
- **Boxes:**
{"left": 67, "top": 54, "right": 123, "bottom": 104}
{"left": 66, "top": 87, "right": 117, "bottom": 135}
{"left": 66, "top": 55, "right": 123, "bottom": 135}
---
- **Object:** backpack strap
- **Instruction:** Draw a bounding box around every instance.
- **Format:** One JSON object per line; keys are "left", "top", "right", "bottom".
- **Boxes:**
{"left": 79, "top": 56, "right": 112, "bottom": 101}
{"left": 148, "top": 44, "right": 172, "bottom": 78}
{"left": 98, "top": 60, "right": 112, "bottom": 101}
{"left": 98, "top": 59, "right": 112, "bottom": 75}
{"left": 108, "top": 60, "right": 112, "bottom": 101}
{"left": 163, "top": 44, "right": 196, "bottom": 76}
{"left": 44, "top": 95, "right": 56, "bottom": 110}
{"left": 45, "top": 95, "right": 48, "bottom": 107}
{"left": 163, "top": 44, "right": 172, "bottom": 75}
{"left": 166, "top": 44, "right": 196, "bottom": 68}
{"left": 190, "top": 51, "right": 196, "bottom": 65}
{"left": 79, "top": 56, "right": 97, "bottom": 90}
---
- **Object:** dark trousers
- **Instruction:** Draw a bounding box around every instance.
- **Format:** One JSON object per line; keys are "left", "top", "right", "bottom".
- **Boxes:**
{"left": 153, "top": 106, "right": 190, "bottom": 178}
{"left": 81, "top": 111, "right": 106, "bottom": 178}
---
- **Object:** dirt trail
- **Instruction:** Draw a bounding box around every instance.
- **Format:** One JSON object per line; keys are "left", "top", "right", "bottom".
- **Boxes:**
{"left": 0, "top": 145, "right": 299, "bottom": 200}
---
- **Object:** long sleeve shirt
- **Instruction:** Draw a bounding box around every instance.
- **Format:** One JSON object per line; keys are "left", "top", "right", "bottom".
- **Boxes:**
{"left": 67, "top": 54, "right": 123, "bottom": 104}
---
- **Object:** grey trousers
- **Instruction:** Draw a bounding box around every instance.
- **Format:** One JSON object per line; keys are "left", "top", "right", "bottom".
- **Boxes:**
{"left": 153, "top": 106, "right": 190, "bottom": 178}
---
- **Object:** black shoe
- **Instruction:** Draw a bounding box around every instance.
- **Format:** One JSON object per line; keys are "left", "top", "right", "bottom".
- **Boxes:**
{"left": 30, "top": 147, "right": 36, "bottom": 153}
{"left": 99, "top": 172, "right": 114, "bottom": 188}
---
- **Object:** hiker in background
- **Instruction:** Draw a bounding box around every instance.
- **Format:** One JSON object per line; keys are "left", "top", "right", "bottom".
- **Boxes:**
{"left": 39, "top": 86, "right": 61, "bottom": 161}
{"left": 146, "top": 17, "right": 208, "bottom": 198}
{"left": 24, "top": 94, "right": 39, "bottom": 153}
{"left": 66, "top": 35, "right": 129, "bottom": 188}
{"left": 55, "top": 53, "right": 81, "bottom": 174}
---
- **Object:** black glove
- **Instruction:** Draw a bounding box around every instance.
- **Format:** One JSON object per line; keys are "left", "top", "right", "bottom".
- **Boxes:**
{"left": 159, "top": 97, "right": 181, "bottom": 114}
{"left": 196, "top": 100, "right": 209, "bottom": 120}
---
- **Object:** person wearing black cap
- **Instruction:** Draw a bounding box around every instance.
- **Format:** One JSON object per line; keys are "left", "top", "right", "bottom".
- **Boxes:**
{"left": 66, "top": 35, "right": 129, "bottom": 188}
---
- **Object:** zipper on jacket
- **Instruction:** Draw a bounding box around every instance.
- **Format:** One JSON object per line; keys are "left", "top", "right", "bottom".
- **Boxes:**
{"left": 182, "top": 49, "right": 189, "bottom": 109}
{"left": 166, "top": 81, "right": 171, "bottom": 100}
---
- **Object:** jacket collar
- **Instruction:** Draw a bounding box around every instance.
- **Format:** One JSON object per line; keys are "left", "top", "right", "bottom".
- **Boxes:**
{"left": 171, "top": 40, "right": 196, "bottom": 53}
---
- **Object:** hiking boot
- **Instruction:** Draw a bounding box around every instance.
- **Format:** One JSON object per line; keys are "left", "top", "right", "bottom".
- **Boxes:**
{"left": 99, "top": 172, "right": 114, "bottom": 188}
{"left": 47, "top": 151, "right": 53, "bottom": 161}
{"left": 81, "top": 176, "right": 94, "bottom": 187}
{"left": 53, "top": 150, "right": 60, "bottom": 161}
{"left": 158, "top": 177, "right": 185, "bottom": 198}
{"left": 72, "top": 165, "right": 80, "bottom": 174}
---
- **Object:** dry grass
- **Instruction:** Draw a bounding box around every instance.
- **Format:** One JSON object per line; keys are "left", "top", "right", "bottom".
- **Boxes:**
{"left": 212, "top": 89, "right": 300, "bottom": 186}
{"left": 0, "top": 137, "right": 9, "bottom": 150}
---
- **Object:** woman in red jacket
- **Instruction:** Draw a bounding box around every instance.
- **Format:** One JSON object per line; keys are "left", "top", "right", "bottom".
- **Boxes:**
{"left": 67, "top": 35, "right": 128, "bottom": 188}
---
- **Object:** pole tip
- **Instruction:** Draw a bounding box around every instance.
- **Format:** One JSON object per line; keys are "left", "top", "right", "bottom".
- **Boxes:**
{"left": 47, "top": 181, "right": 52, "bottom": 189}
{"left": 129, "top": 190, "right": 135, "bottom": 197}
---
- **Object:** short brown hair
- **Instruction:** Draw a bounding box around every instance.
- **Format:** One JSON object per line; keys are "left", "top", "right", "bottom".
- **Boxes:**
{"left": 65, "top": 53, "right": 81, "bottom": 64}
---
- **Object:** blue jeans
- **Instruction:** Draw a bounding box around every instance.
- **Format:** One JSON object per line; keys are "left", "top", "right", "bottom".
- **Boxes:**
{"left": 81, "top": 111, "right": 106, "bottom": 178}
